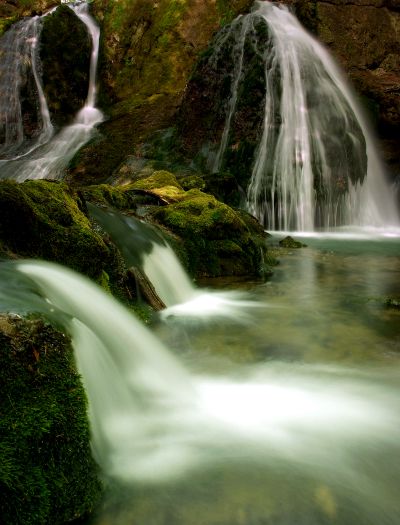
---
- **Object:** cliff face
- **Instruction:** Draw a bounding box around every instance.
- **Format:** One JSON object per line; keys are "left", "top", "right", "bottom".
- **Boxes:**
{"left": 295, "top": 0, "right": 400, "bottom": 176}
{"left": 2, "top": 1, "right": 395, "bottom": 181}
{"left": 66, "top": 0, "right": 255, "bottom": 184}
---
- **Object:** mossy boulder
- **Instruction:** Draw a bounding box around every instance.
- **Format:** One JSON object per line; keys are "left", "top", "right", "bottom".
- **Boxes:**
{"left": 279, "top": 236, "right": 307, "bottom": 249}
{"left": 0, "top": 315, "right": 102, "bottom": 524}
{"left": 81, "top": 183, "right": 137, "bottom": 210}
{"left": 152, "top": 188, "right": 265, "bottom": 277}
{"left": 0, "top": 180, "right": 111, "bottom": 279}
{"left": 40, "top": 4, "right": 91, "bottom": 127}
{"left": 128, "top": 170, "right": 186, "bottom": 204}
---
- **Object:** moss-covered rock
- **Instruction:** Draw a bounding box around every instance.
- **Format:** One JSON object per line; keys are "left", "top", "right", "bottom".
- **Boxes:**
{"left": 279, "top": 236, "right": 307, "bottom": 249}
{"left": 0, "top": 180, "right": 110, "bottom": 279}
{"left": 152, "top": 187, "right": 265, "bottom": 277}
{"left": 81, "top": 183, "right": 137, "bottom": 210}
{"left": 127, "top": 170, "right": 187, "bottom": 203}
{"left": 0, "top": 2, "right": 58, "bottom": 36}
{"left": 0, "top": 315, "right": 102, "bottom": 524}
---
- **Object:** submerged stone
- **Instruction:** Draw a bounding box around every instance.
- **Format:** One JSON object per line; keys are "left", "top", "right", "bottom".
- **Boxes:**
{"left": 279, "top": 236, "right": 307, "bottom": 249}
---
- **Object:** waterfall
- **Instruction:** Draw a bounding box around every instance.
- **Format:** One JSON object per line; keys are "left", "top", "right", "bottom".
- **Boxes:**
{"left": 212, "top": 1, "right": 399, "bottom": 230}
{"left": 0, "top": 258, "right": 399, "bottom": 520}
{"left": 0, "top": 16, "right": 53, "bottom": 159}
{"left": 89, "top": 205, "right": 261, "bottom": 320}
{"left": 0, "top": 2, "right": 103, "bottom": 182}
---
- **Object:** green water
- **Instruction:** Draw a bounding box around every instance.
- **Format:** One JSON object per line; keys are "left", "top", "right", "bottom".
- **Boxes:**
{"left": 88, "top": 234, "right": 400, "bottom": 525}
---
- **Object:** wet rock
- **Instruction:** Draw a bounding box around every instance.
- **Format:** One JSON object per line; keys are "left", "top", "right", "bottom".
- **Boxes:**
{"left": 279, "top": 236, "right": 307, "bottom": 248}
{"left": 40, "top": 4, "right": 91, "bottom": 127}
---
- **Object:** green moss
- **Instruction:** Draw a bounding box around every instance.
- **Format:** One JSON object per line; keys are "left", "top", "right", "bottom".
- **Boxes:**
{"left": 152, "top": 189, "right": 264, "bottom": 277}
{"left": 279, "top": 236, "right": 307, "bottom": 249}
{"left": 0, "top": 16, "right": 17, "bottom": 37}
{"left": 82, "top": 184, "right": 136, "bottom": 210}
{"left": 130, "top": 170, "right": 183, "bottom": 191}
{"left": 0, "top": 180, "right": 110, "bottom": 279}
{"left": 0, "top": 316, "right": 102, "bottom": 524}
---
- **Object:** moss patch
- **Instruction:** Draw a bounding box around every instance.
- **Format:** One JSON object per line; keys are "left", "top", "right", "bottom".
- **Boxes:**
{"left": 152, "top": 187, "right": 265, "bottom": 277}
{"left": 0, "top": 316, "right": 102, "bottom": 525}
{"left": 0, "top": 180, "right": 111, "bottom": 279}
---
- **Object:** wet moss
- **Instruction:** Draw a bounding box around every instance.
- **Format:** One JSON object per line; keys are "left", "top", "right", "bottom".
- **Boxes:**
{"left": 0, "top": 316, "right": 102, "bottom": 525}
{"left": 0, "top": 180, "right": 110, "bottom": 279}
{"left": 82, "top": 184, "right": 136, "bottom": 210}
{"left": 152, "top": 188, "right": 264, "bottom": 277}
{"left": 279, "top": 236, "right": 307, "bottom": 249}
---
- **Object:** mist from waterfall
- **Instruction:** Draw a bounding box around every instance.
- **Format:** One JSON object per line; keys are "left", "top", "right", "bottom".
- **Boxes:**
{"left": 0, "top": 2, "right": 102, "bottom": 182}
{"left": 211, "top": 1, "right": 399, "bottom": 230}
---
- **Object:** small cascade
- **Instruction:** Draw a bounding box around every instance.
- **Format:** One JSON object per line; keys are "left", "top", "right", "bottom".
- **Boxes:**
{"left": 0, "top": 260, "right": 194, "bottom": 480}
{"left": 0, "top": 258, "right": 399, "bottom": 519}
{"left": 89, "top": 205, "right": 261, "bottom": 320}
{"left": 0, "top": 16, "right": 53, "bottom": 159}
{"left": 0, "top": 2, "right": 103, "bottom": 181}
{"left": 210, "top": 1, "right": 399, "bottom": 230}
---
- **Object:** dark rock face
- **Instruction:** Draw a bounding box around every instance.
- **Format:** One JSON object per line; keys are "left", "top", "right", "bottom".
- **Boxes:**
{"left": 40, "top": 5, "right": 91, "bottom": 127}
{"left": 176, "top": 18, "right": 267, "bottom": 194}
{"left": 295, "top": 0, "right": 400, "bottom": 178}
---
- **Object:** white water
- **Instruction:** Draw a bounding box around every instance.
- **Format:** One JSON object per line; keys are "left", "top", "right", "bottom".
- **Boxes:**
{"left": 212, "top": 1, "right": 399, "bottom": 230}
{"left": 89, "top": 205, "right": 262, "bottom": 321}
{"left": 0, "top": 2, "right": 103, "bottom": 181}
{"left": 0, "top": 17, "right": 53, "bottom": 159}
{"left": 0, "top": 259, "right": 399, "bottom": 524}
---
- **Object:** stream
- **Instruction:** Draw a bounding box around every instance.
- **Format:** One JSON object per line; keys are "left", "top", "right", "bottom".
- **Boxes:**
{"left": 86, "top": 231, "right": 400, "bottom": 525}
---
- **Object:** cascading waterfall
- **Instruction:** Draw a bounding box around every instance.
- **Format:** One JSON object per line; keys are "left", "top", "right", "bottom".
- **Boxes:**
{"left": 213, "top": 1, "right": 399, "bottom": 230}
{"left": 0, "top": 259, "right": 399, "bottom": 523}
{"left": 0, "top": 2, "right": 103, "bottom": 181}
{"left": 0, "top": 16, "right": 53, "bottom": 159}
{"left": 89, "top": 205, "right": 261, "bottom": 320}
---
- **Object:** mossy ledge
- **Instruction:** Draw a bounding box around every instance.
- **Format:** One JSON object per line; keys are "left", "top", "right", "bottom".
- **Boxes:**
{"left": 120, "top": 170, "right": 269, "bottom": 278}
{"left": 0, "top": 315, "right": 102, "bottom": 524}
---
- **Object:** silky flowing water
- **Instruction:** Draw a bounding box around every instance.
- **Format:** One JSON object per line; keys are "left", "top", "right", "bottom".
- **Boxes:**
{"left": 81, "top": 231, "right": 400, "bottom": 525}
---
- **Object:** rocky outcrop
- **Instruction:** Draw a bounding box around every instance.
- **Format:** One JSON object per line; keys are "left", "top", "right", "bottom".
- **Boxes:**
{"left": 40, "top": 5, "right": 91, "bottom": 127}
{"left": 0, "top": 1, "right": 58, "bottom": 36}
{"left": 67, "top": 0, "right": 254, "bottom": 184}
{"left": 294, "top": 0, "right": 400, "bottom": 177}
